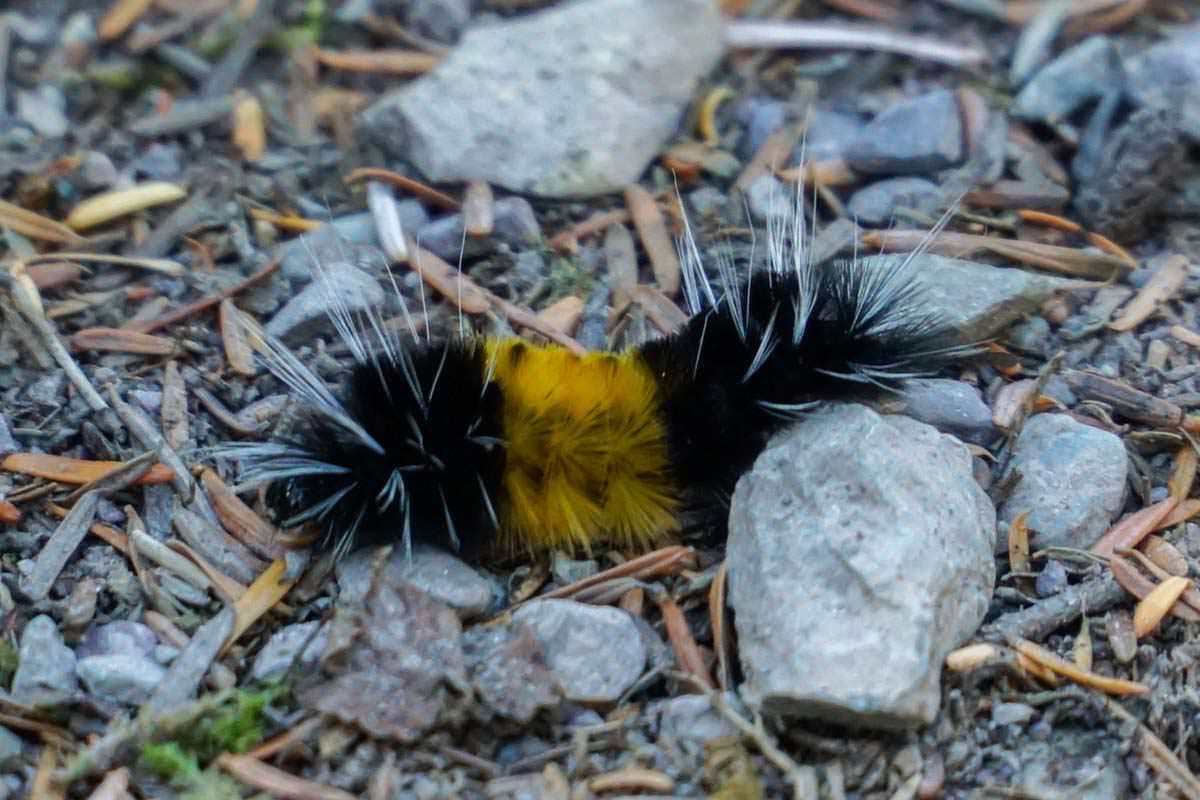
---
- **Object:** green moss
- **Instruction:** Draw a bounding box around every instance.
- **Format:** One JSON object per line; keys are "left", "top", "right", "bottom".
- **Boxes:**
{"left": 267, "top": 0, "right": 326, "bottom": 51}
{"left": 546, "top": 254, "right": 595, "bottom": 299}
{"left": 140, "top": 686, "right": 285, "bottom": 785}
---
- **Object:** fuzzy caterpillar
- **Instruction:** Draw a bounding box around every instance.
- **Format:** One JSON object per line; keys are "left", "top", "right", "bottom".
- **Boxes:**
{"left": 223, "top": 195, "right": 974, "bottom": 561}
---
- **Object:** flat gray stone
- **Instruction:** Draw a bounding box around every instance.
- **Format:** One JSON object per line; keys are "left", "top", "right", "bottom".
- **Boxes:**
{"left": 77, "top": 653, "right": 167, "bottom": 705}
{"left": 656, "top": 694, "right": 738, "bottom": 743}
{"left": 727, "top": 405, "right": 995, "bottom": 729}
{"left": 844, "top": 90, "right": 963, "bottom": 175}
{"left": 999, "top": 413, "right": 1127, "bottom": 550}
{"left": 846, "top": 177, "right": 940, "bottom": 225}
{"left": 336, "top": 545, "right": 495, "bottom": 619}
{"left": 76, "top": 621, "right": 157, "bottom": 659}
{"left": 900, "top": 379, "right": 995, "bottom": 446}
{"left": 512, "top": 599, "right": 646, "bottom": 704}
{"left": 265, "top": 262, "right": 384, "bottom": 343}
{"left": 11, "top": 615, "right": 78, "bottom": 707}
{"left": 861, "top": 254, "right": 1068, "bottom": 342}
{"left": 251, "top": 621, "right": 327, "bottom": 682}
{"left": 1012, "top": 36, "right": 1119, "bottom": 122}
{"left": 415, "top": 197, "right": 541, "bottom": 262}
{"left": 360, "top": 0, "right": 724, "bottom": 198}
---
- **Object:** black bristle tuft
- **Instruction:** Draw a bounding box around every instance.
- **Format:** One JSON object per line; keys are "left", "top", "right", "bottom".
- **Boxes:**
{"left": 265, "top": 340, "right": 504, "bottom": 558}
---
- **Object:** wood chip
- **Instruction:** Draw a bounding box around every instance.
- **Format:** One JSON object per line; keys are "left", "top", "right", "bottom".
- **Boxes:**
{"left": 218, "top": 753, "right": 356, "bottom": 800}
{"left": 625, "top": 184, "right": 681, "bottom": 296}
{"left": 1091, "top": 499, "right": 1178, "bottom": 558}
{"left": 538, "top": 546, "right": 697, "bottom": 601}
{"left": 1109, "top": 254, "right": 1189, "bottom": 332}
{"left": 1133, "top": 575, "right": 1191, "bottom": 638}
{"left": 0, "top": 199, "right": 84, "bottom": 244}
{"left": 1072, "top": 613, "right": 1092, "bottom": 672}
{"left": 532, "top": 296, "right": 584, "bottom": 337}
{"left": 109, "top": 386, "right": 195, "bottom": 500}
{"left": 22, "top": 491, "right": 100, "bottom": 601}
{"left": 173, "top": 505, "right": 264, "bottom": 586}
{"left": 99, "top": 0, "right": 154, "bottom": 40}
{"left": 1109, "top": 555, "right": 1200, "bottom": 623}
{"left": 548, "top": 207, "right": 634, "bottom": 253}
{"left": 1011, "top": 637, "right": 1149, "bottom": 695}
{"left": 344, "top": 167, "right": 460, "bottom": 209}
{"left": 1064, "top": 369, "right": 1183, "bottom": 428}
{"left": 232, "top": 92, "right": 267, "bottom": 161}
{"left": 462, "top": 180, "right": 494, "bottom": 237}
{"left": 200, "top": 468, "right": 285, "bottom": 560}
{"left": 1155, "top": 498, "right": 1200, "bottom": 530}
{"left": 161, "top": 360, "right": 189, "bottom": 451}
{"left": 146, "top": 606, "right": 235, "bottom": 715}
{"left": 225, "top": 558, "right": 296, "bottom": 653}
{"left": 219, "top": 300, "right": 256, "bottom": 377}
{"left": 405, "top": 236, "right": 492, "bottom": 314}
{"left": 1107, "top": 610, "right": 1137, "bottom": 663}
{"left": 1169, "top": 443, "right": 1197, "bottom": 501}
{"left": 65, "top": 182, "right": 187, "bottom": 231}
{"left": 589, "top": 766, "right": 676, "bottom": 794}
{"left": 709, "top": 560, "right": 731, "bottom": 691}
{"left": 1, "top": 452, "right": 173, "bottom": 485}
{"left": 945, "top": 642, "right": 1004, "bottom": 671}
{"left": 313, "top": 47, "right": 441, "bottom": 75}
{"left": 129, "top": 257, "right": 279, "bottom": 335}
{"left": 1140, "top": 534, "right": 1189, "bottom": 577}
{"left": 657, "top": 591, "right": 715, "bottom": 691}
{"left": 70, "top": 327, "right": 176, "bottom": 356}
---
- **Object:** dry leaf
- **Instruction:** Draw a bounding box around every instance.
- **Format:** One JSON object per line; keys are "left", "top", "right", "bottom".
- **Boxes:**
{"left": 1141, "top": 534, "right": 1188, "bottom": 577}
{"left": 1012, "top": 638, "right": 1148, "bottom": 695}
{"left": 1072, "top": 614, "right": 1092, "bottom": 672}
{"left": 1091, "top": 498, "right": 1178, "bottom": 558}
{"left": 1133, "top": 576, "right": 1191, "bottom": 638}
{"left": 1, "top": 452, "right": 173, "bottom": 485}
{"left": 232, "top": 93, "right": 267, "bottom": 161}
{"left": 1109, "top": 255, "right": 1188, "bottom": 332}
{"left": 625, "top": 184, "right": 681, "bottom": 296}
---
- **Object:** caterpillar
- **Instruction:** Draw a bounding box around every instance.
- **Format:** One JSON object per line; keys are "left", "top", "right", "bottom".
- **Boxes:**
{"left": 222, "top": 195, "right": 974, "bottom": 562}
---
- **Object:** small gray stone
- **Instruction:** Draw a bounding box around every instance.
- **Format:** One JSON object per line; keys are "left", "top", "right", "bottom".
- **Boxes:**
{"left": 687, "top": 186, "right": 728, "bottom": 218}
{"left": 76, "top": 621, "right": 158, "bottom": 659}
{"left": 77, "top": 653, "right": 167, "bottom": 705}
{"left": 336, "top": 545, "right": 495, "bottom": 619}
{"left": 1006, "top": 316, "right": 1052, "bottom": 355}
{"left": 900, "top": 379, "right": 995, "bottom": 446}
{"left": 861, "top": 254, "right": 1068, "bottom": 342}
{"left": 656, "top": 694, "right": 737, "bottom": 743}
{"left": 844, "top": 90, "right": 964, "bottom": 175}
{"left": 0, "top": 727, "right": 21, "bottom": 769}
{"left": 1036, "top": 559, "right": 1069, "bottom": 597}
{"left": 266, "top": 262, "right": 384, "bottom": 342}
{"left": 277, "top": 208, "right": 426, "bottom": 283}
{"left": 415, "top": 198, "right": 542, "bottom": 262}
{"left": 403, "top": 0, "right": 470, "bottom": 44}
{"left": 78, "top": 151, "right": 119, "bottom": 189}
{"left": 727, "top": 405, "right": 995, "bottom": 729}
{"left": 12, "top": 615, "right": 78, "bottom": 707}
{"left": 1125, "top": 23, "right": 1200, "bottom": 140}
{"left": 512, "top": 599, "right": 646, "bottom": 704}
{"left": 999, "top": 413, "right": 1127, "bottom": 550}
{"left": 792, "top": 109, "right": 866, "bottom": 164}
{"left": 991, "top": 701, "right": 1036, "bottom": 726}
{"left": 361, "top": 0, "right": 724, "bottom": 197}
{"left": 744, "top": 174, "right": 790, "bottom": 225}
{"left": 735, "top": 97, "right": 786, "bottom": 161}
{"left": 15, "top": 87, "right": 68, "bottom": 138}
{"left": 846, "top": 177, "right": 940, "bottom": 225}
{"left": 1012, "top": 37, "right": 1119, "bottom": 122}
{"left": 1016, "top": 730, "right": 1129, "bottom": 800}
{"left": 251, "top": 622, "right": 327, "bottom": 682}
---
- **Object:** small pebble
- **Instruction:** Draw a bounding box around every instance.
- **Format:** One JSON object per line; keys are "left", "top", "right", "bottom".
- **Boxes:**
{"left": 1035, "top": 559, "right": 1069, "bottom": 597}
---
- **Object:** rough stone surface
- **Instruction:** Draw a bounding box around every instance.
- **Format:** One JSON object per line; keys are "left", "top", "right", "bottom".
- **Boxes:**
{"left": 12, "top": 615, "right": 78, "bottom": 707}
{"left": 1015, "top": 730, "right": 1130, "bottom": 800}
{"left": 744, "top": 174, "right": 790, "bottom": 225}
{"left": 337, "top": 545, "right": 496, "bottom": 619}
{"left": 266, "top": 262, "right": 384, "bottom": 342}
{"left": 1125, "top": 23, "right": 1200, "bottom": 140}
{"left": 0, "top": 727, "right": 21, "bottom": 770}
{"left": 360, "top": 0, "right": 724, "bottom": 197}
{"left": 844, "top": 90, "right": 963, "bottom": 175}
{"left": 512, "top": 599, "right": 646, "bottom": 704}
{"left": 727, "top": 405, "right": 995, "bottom": 729}
{"left": 251, "top": 622, "right": 327, "bottom": 682}
{"left": 76, "top": 621, "right": 158, "bottom": 659}
{"left": 862, "top": 254, "right": 1068, "bottom": 342}
{"left": 656, "top": 694, "right": 738, "bottom": 743}
{"left": 77, "top": 653, "right": 167, "bottom": 705}
{"left": 900, "top": 379, "right": 995, "bottom": 446}
{"left": 846, "top": 177, "right": 940, "bottom": 225}
{"left": 463, "top": 623, "right": 561, "bottom": 722}
{"left": 999, "top": 413, "right": 1127, "bottom": 550}
{"left": 1011, "top": 36, "right": 1119, "bottom": 122}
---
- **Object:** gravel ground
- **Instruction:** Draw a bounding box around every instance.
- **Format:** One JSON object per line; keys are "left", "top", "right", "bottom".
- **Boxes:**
{"left": 2, "top": 1, "right": 1200, "bottom": 798}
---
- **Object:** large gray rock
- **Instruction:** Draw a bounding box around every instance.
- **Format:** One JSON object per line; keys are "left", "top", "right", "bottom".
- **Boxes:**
{"left": 360, "top": 0, "right": 724, "bottom": 198}
{"left": 512, "top": 599, "right": 646, "bottom": 704}
{"left": 999, "top": 413, "right": 1127, "bottom": 550}
{"left": 11, "top": 615, "right": 78, "bottom": 707}
{"left": 727, "top": 405, "right": 995, "bottom": 729}
{"left": 861, "top": 254, "right": 1068, "bottom": 342}
{"left": 1125, "top": 23, "right": 1200, "bottom": 140}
